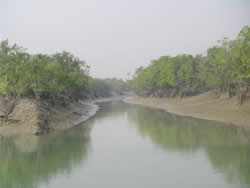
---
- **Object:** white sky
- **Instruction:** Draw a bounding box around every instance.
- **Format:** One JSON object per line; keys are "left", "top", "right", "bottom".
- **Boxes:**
{"left": 1, "top": 0, "right": 250, "bottom": 79}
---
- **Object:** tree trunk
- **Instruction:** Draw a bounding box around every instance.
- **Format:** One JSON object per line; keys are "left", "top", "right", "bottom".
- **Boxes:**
{"left": 0, "top": 97, "right": 17, "bottom": 122}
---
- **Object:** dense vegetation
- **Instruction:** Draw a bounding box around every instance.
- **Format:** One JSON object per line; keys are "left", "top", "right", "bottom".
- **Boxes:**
{"left": 0, "top": 40, "right": 128, "bottom": 122}
{"left": 88, "top": 78, "right": 128, "bottom": 98}
{"left": 0, "top": 41, "right": 89, "bottom": 100}
{"left": 129, "top": 26, "right": 250, "bottom": 104}
{"left": 0, "top": 41, "right": 127, "bottom": 102}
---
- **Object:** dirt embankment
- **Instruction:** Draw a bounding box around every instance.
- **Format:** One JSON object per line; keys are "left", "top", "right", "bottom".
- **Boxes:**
{"left": 0, "top": 99, "right": 98, "bottom": 137}
{"left": 125, "top": 91, "right": 250, "bottom": 127}
{"left": 0, "top": 96, "right": 125, "bottom": 137}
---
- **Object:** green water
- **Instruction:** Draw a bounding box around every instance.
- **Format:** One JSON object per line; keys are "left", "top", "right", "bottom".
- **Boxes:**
{"left": 0, "top": 101, "right": 250, "bottom": 188}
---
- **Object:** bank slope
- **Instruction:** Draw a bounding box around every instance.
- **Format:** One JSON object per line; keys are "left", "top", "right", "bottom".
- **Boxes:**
{"left": 125, "top": 91, "right": 250, "bottom": 127}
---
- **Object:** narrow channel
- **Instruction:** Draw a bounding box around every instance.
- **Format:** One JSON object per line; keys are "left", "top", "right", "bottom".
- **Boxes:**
{"left": 0, "top": 101, "right": 250, "bottom": 188}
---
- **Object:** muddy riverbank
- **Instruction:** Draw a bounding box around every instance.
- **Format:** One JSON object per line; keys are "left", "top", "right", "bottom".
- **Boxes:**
{"left": 124, "top": 91, "right": 250, "bottom": 128}
{"left": 0, "top": 96, "right": 123, "bottom": 137}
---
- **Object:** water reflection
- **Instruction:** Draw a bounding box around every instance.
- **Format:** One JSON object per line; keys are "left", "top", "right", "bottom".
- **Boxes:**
{"left": 95, "top": 101, "right": 130, "bottom": 118}
{"left": 127, "top": 105, "right": 250, "bottom": 186}
{"left": 0, "top": 124, "right": 91, "bottom": 188}
{"left": 0, "top": 101, "right": 250, "bottom": 187}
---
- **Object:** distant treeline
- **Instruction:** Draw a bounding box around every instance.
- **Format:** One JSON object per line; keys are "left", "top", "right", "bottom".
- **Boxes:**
{"left": 129, "top": 26, "right": 250, "bottom": 104}
{"left": 88, "top": 78, "right": 128, "bottom": 98}
{"left": 0, "top": 41, "right": 126, "bottom": 101}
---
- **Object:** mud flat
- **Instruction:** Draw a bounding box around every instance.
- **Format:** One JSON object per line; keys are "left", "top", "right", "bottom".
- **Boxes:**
{"left": 124, "top": 91, "right": 250, "bottom": 128}
{"left": 0, "top": 96, "right": 123, "bottom": 137}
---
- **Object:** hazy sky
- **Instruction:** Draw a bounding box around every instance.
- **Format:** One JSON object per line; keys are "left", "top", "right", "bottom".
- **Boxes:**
{"left": 1, "top": 0, "right": 250, "bottom": 79}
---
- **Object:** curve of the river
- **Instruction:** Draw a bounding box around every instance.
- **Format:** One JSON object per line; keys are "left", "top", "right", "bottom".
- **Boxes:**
{"left": 0, "top": 101, "right": 250, "bottom": 188}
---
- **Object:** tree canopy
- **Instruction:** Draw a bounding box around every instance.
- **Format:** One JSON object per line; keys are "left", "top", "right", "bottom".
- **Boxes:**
{"left": 0, "top": 41, "right": 89, "bottom": 98}
{"left": 129, "top": 26, "right": 250, "bottom": 102}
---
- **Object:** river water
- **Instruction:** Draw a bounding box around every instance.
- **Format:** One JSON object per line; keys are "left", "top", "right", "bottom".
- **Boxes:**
{"left": 0, "top": 101, "right": 250, "bottom": 188}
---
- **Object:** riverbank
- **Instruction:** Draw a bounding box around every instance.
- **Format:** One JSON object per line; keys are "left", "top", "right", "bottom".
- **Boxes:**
{"left": 124, "top": 91, "right": 250, "bottom": 127}
{"left": 0, "top": 96, "right": 123, "bottom": 137}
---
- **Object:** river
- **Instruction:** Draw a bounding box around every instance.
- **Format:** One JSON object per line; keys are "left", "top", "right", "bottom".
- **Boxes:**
{"left": 0, "top": 101, "right": 250, "bottom": 188}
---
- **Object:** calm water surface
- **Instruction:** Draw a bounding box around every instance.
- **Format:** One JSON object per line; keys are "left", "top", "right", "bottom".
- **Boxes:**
{"left": 0, "top": 101, "right": 250, "bottom": 188}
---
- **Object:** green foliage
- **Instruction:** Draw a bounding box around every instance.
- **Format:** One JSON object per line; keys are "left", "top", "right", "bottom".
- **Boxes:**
{"left": 129, "top": 55, "right": 202, "bottom": 91}
{"left": 0, "top": 41, "right": 89, "bottom": 98}
{"left": 88, "top": 78, "right": 127, "bottom": 98}
{"left": 129, "top": 26, "right": 250, "bottom": 96}
{"left": 88, "top": 78, "right": 112, "bottom": 97}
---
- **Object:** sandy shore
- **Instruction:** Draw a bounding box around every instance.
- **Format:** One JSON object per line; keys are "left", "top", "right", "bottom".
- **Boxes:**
{"left": 124, "top": 91, "right": 250, "bottom": 128}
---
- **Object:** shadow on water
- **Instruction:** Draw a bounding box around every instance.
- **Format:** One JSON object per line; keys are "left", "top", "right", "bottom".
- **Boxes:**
{"left": 0, "top": 123, "right": 92, "bottom": 188}
{"left": 127, "top": 104, "right": 250, "bottom": 186}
